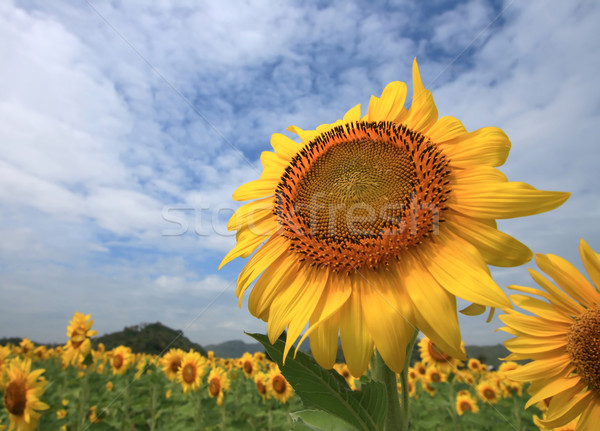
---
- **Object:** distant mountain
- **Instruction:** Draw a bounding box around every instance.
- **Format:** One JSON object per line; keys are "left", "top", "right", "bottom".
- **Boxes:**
{"left": 93, "top": 322, "right": 207, "bottom": 356}
{"left": 203, "top": 340, "right": 264, "bottom": 358}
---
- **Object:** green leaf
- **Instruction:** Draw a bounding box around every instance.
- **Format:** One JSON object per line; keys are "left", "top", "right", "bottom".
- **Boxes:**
{"left": 291, "top": 409, "right": 359, "bottom": 430}
{"left": 248, "top": 333, "right": 386, "bottom": 431}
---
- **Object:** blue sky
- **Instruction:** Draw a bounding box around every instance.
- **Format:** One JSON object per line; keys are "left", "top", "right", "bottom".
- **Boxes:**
{"left": 1, "top": 0, "right": 599, "bottom": 348}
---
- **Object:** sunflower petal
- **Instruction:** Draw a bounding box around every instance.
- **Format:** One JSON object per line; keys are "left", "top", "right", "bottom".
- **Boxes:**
{"left": 580, "top": 239, "right": 600, "bottom": 290}
{"left": 368, "top": 81, "right": 407, "bottom": 122}
{"left": 232, "top": 178, "right": 277, "bottom": 201}
{"left": 308, "top": 312, "right": 341, "bottom": 370}
{"left": 427, "top": 116, "right": 467, "bottom": 143}
{"left": 525, "top": 377, "right": 583, "bottom": 409}
{"left": 400, "top": 58, "right": 437, "bottom": 131}
{"left": 360, "top": 271, "right": 416, "bottom": 373}
{"left": 340, "top": 277, "right": 374, "bottom": 377}
{"left": 439, "top": 127, "right": 511, "bottom": 167}
{"left": 343, "top": 103, "right": 362, "bottom": 122}
{"left": 271, "top": 133, "right": 300, "bottom": 159}
{"left": 539, "top": 386, "right": 592, "bottom": 428}
{"left": 452, "top": 181, "right": 570, "bottom": 219}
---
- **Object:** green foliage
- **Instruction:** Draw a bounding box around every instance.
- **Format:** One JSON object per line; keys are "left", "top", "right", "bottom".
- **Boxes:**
{"left": 249, "top": 332, "right": 387, "bottom": 431}
{"left": 92, "top": 322, "right": 207, "bottom": 356}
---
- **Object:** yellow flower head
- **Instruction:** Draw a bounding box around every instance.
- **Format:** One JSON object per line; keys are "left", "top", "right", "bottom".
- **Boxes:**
{"left": 238, "top": 352, "right": 257, "bottom": 378}
{"left": 3, "top": 357, "right": 49, "bottom": 431}
{"left": 476, "top": 380, "right": 500, "bottom": 405}
{"left": 221, "top": 58, "right": 570, "bottom": 376}
{"left": 62, "top": 312, "right": 97, "bottom": 367}
{"left": 425, "top": 366, "right": 447, "bottom": 384}
{"left": 18, "top": 340, "right": 34, "bottom": 358}
{"left": 267, "top": 366, "right": 294, "bottom": 404}
{"left": 333, "top": 363, "right": 357, "bottom": 390}
{"left": 456, "top": 392, "right": 479, "bottom": 416}
{"left": 207, "top": 367, "right": 230, "bottom": 406}
{"left": 178, "top": 351, "right": 207, "bottom": 394}
{"left": 160, "top": 348, "right": 185, "bottom": 381}
{"left": 418, "top": 337, "right": 463, "bottom": 374}
{"left": 467, "top": 358, "right": 482, "bottom": 372}
{"left": 254, "top": 371, "right": 270, "bottom": 400}
{"left": 109, "top": 346, "right": 132, "bottom": 375}
{"left": 500, "top": 239, "right": 600, "bottom": 430}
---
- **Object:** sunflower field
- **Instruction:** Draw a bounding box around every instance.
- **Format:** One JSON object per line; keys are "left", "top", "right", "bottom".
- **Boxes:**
{"left": 0, "top": 313, "right": 550, "bottom": 431}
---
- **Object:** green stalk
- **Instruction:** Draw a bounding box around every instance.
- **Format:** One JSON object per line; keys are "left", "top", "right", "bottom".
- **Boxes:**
{"left": 399, "top": 330, "right": 419, "bottom": 431}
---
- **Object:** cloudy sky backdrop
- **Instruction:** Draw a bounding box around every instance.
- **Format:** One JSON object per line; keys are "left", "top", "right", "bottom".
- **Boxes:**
{"left": 1, "top": 0, "right": 599, "bottom": 349}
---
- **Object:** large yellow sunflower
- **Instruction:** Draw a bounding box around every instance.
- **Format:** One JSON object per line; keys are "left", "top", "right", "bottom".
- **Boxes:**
{"left": 418, "top": 336, "right": 463, "bottom": 373}
{"left": 221, "top": 58, "right": 569, "bottom": 376}
{"left": 178, "top": 351, "right": 207, "bottom": 394}
{"left": 3, "top": 358, "right": 49, "bottom": 431}
{"left": 160, "top": 348, "right": 185, "bottom": 381}
{"left": 499, "top": 239, "right": 600, "bottom": 430}
{"left": 62, "top": 312, "right": 97, "bottom": 367}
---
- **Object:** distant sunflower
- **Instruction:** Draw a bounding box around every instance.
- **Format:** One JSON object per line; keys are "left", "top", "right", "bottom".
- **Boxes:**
{"left": 178, "top": 351, "right": 207, "bottom": 394}
{"left": 238, "top": 352, "right": 257, "bottom": 378}
{"left": 476, "top": 380, "right": 500, "bottom": 405}
{"left": 160, "top": 348, "right": 185, "bottom": 381}
{"left": 207, "top": 367, "right": 230, "bottom": 406}
{"left": 268, "top": 366, "right": 294, "bottom": 404}
{"left": 254, "top": 372, "right": 270, "bottom": 401}
{"left": 419, "top": 337, "right": 463, "bottom": 373}
{"left": 3, "top": 358, "right": 49, "bottom": 431}
{"left": 18, "top": 340, "right": 33, "bottom": 358}
{"left": 456, "top": 392, "right": 479, "bottom": 416}
{"left": 467, "top": 358, "right": 482, "bottom": 373}
{"left": 500, "top": 239, "right": 600, "bottom": 430}
{"left": 62, "top": 312, "right": 97, "bottom": 367}
{"left": 425, "top": 366, "right": 446, "bottom": 384}
{"left": 221, "top": 58, "right": 570, "bottom": 376}
{"left": 333, "top": 363, "right": 357, "bottom": 390}
{"left": 109, "top": 346, "right": 132, "bottom": 376}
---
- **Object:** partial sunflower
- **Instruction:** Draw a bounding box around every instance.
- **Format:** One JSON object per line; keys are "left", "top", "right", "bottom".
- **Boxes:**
{"left": 476, "top": 380, "right": 501, "bottom": 405}
{"left": 109, "top": 346, "right": 132, "bottom": 376}
{"left": 160, "top": 348, "right": 185, "bottom": 381}
{"left": 221, "top": 58, "right": 569, "bottom": 376}
{"left": 62, "top": 312, "right": 97, "bottom": 367}
{"left": 499, "top": 239, "right": 600, "bottom": 430}
{"left": 418, "top": 336, "right": 463, "bottom": 373}
{"left": 254, "top": 372, "right": 270, "bottom": 401}
{"left": 268, "top": 366, "right": 294, "bottom": 404}
{"left": 456, "top": 392, "right": 479, "bottom": 416}
{"left": 238, "top": 352, "right": 257, "bottom": 378}
{"left": 178, "top": 351, "right": 207, "bottom": 394}
{"left": 207, "top": 367, "right": 230, "bottom": 406}
{"left": 3, "top": 357, "right": 49, "bottom": 431}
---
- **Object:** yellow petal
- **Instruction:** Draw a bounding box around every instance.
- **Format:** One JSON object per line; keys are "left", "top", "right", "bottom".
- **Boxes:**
{"left": 267, "top": 265, "right": 315, "bottom": 344}
{"left": 525, "top": 376, "right": 583, "bottom": 409}
{"left": 219, "top": 228, "right": 268, "bottom": 269}
{"left": 287, "top": 125, "right": 319, "bottom": 143}
{"left": 343, "top": 103, "right": 362, "bottom": 122}
{"left": 539, "top": 386, "right": 592, "bottom": 428}
{"left": 424, "top": 232, "right": 512, "bottom": 309}
{"left": 527, "top": 269, "right": 586, "bottom": 316}
{"left": 297, "top": 276, "right": 351, "bottom": 351}
{"left": 236, "top": 235, "right": 289, "bottom": 302}
{"left": 400, "top": 58, "right": 438, "bottom": 132}
{"left": 359, "top": 270, "right": 416, "bottom": 373}
{"left": 248, "top": 254, "right": 298, "bottom": 319}
{"left": 580, "top": 239, "right": 600, "bottom": 290}
{"left": 448, "top": 211, "right": 532, "bottom": 267}
{"left": 270, "top": 133, "right": 300, "bottom": 159}
{"left": 510, "top": 294, "right": 574, "bottom": 324}
{"left": 439, "top": 127, "right": 511, "bottom": 167}
{"left": 536, "top": 253, "right": 599, "bottom": 308}
{"left": 504, "top": 333, "right": 567, "bottom": 354}
{"left": 308, "top": 312, "right": 341, "bottom": 370}
{"left": 232, "top": 178, "right": 277, "bottom": 201}
{"left": 397, "top": 255, "right": 464, "bottom": 360}
{"left": 427, "top": 116, "right": 467, "bottom": 143}
{"left": 452, "top": 181, "right": 570, "bottom": 219}
{"left": 368, "top": 81, "right": 407, "bottom": 122}
{"left": 499, "top": 313, "right": 569, "bottom": 337}
{"left": 577, "top": 400, "right": 600, "bottom": 431}
{"left": 259, "top": 150, "right": 288, "bottom": 179}
{"left": 459, "top": 303, "right": 486, "bottom": 316}
{"left": 506, "top": 355, "right": 572, "bottom": 381}
{"left": 227, "top": 196, "right": 273, "bottom": 232}
{"left": 339, "top": 277, "right": 374, "bottom": 377}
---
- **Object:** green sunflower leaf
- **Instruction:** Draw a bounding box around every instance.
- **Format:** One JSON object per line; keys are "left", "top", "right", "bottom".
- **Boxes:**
{"left": 248, "top": 332, "right": 387, "bottom": 431}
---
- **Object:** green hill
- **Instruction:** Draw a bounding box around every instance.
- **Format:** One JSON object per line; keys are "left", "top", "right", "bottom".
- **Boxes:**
{"left": 92, "top": 322, "right": 207, "bottom": 356}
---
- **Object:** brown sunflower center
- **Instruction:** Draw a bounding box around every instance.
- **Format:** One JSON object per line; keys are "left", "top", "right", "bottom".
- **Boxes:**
{"left": 272, "top": 375, "right": 287, "bottom": 394}
{"left": 209, "top": 377, "right": 221, "bottom": 396}
{"left": 256, "top": 380, "right": 267, "bottom": 395}
{"left": 70, "top": 328, "right": 86, "bottom": 349}
{"left": 566, "top": 306, "right": 600, "bottom": 392}
{"left": 182, "top": 364, "right": 197, "bottom": 384}
{"left": 483, "top": 388, "right": 496, "bottom": 400}
{"left": 112, "top": 354, "right": 124, "bottom": 369}
{"left": 427, "top": 341, "right": 452, "bottom": 363}
{"left": 275, "top": 121, "right": 451, "bottom": 274}
{"left": 459, "top": 400, "right": 473, "bottom": 412}
{"left": 169, "top": 358, "right": 181, "bottom": 374}
{"left": 243, "top": 361, "right": 253, "bottom": 374}
{"left": 4, "top": 379, "right": 27, "bottom": 416}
